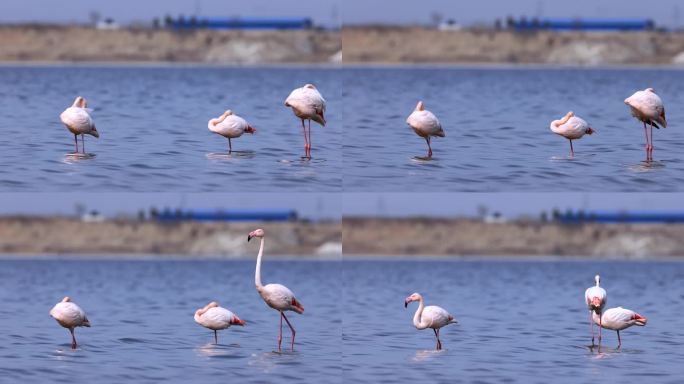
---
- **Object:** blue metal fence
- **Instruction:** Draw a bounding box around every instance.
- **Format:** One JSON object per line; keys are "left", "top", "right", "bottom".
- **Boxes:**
{"left": 157, "top": 209, "right": 297, "bottom": 222}
{"left": 169, "top": 17, "right": 313, "bottom": 30}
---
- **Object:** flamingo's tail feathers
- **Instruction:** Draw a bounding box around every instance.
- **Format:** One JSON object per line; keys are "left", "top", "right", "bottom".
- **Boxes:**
{"left": 448, "top": 315, "right": 458, "bottom": 324}
{"left": 82, "top": 317, "right": 91, "bottom": 327}
{"left": 632, "top": 313, "right": 647, "bottom": 326}
{"left": 291, "top": 298, "right": 304, "bottom": 314}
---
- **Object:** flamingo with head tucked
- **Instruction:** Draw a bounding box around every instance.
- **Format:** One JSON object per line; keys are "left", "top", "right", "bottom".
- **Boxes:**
{"left": 406, "top": 101, "right": 445, "bottom": 159}
{"left": 60, "top": 96, "right": 99, "bottom": 154}
{"left": 284, "top": 84, "right": 326, "bottom": 159}
{"left": 194, "top": 301, "right": 245, "bottom": 344}
{"left": 404, "top": 292, "right": 457, "bottom": 350}
{"left": 625, "top": 88, "right": 667, "bottom": 161}
{"left": 208, "top": 110, "right": 256, "bottom": 153}
{"left": 248, "top": 228, "right": 304, "bottom": 352}
{"left": 584, "top": 274, "right": 607, "bottom": 346}
{"left": 593, "top": 307, "right": 647, "bottom": 348}
{"left": 49, "top": 296, "right": 90, "bottom": 349}
{"left": 550, "top": 111, "right": 595, "bottom": 157}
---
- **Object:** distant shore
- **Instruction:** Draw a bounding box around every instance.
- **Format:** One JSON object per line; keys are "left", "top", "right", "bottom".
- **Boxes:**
{"left": 343, "top": 218, "right": 684, "bottom": 258}
{"left": 343, "top": 26, "right": 684, "bottom": 66}
{"left": 0, "top": 217, "right": 341, "bottom": 257}
{"left": 0, "top": 25, "right": 340, "bottom": 64}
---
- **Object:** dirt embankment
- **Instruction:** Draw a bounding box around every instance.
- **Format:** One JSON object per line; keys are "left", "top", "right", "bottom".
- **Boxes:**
{"left": 0, "top": 26, "right": 341, "bottom": 64}
{"left": 0, "top": 217, "right": 341, "bottom": 257}
{"left": 343, "top": 218, "right": 684, "bottom": 258}
{"left": 343, "top": 26, "right": 684, "bottom": 66}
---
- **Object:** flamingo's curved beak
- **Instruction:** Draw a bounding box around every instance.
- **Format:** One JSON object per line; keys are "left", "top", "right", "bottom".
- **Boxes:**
{"left": 404, "top": 300, "right": 408, "bottom": 308}
{"left": 404, "top": 297, "right": 412, "bottom": 308}
{"left": 247, "top": 235, "right": 252, "bottom": 242}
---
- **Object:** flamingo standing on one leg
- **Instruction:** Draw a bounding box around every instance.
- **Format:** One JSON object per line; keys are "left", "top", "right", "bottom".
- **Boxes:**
{"left": 284, "top": 84, "right": 326, "bottom": 159}
{"left": 207, "top": 110, "right": 256, "bottom": 153}
{"left": 248, "top": 228, "right": 304, "bottom": 352}
{"left": 592, "top": 307, "right": 647, "bottom": 348}
{"left": 60, "top": 96, "right": 99, "bottom": 154}
{"left": 584, "top": 274, "right": 607, "bottom": 347}
{"left": 49, "top": 296, "right": 91, "bottom": 349}
{"left": 624, "top": 88, "right": 667, "bottom": 161}
{"left": 194, "top": 301, "right": 245, "bottom": 344}
{"left": 404, "top": 292, "right": 457, "bottom": 350}
{"left": 550, "top": 111, "right": 595, "bottom": 157}
{"left": 406, "top": 101, "right": 445, "bottom": 159}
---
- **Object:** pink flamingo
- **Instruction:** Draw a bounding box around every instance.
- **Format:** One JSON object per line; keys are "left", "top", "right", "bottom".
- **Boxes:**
{"left": 584, "top": 274, "right": 607, "bottom": 346}
{"left": 194, "top": 301, "right": 245, "bottom": 344}
{"left": 550, "top": 111, "right": 595, "bottom": 157}
{"left": 207, "top": 110, "right": 256, "bottom": 153}
{"left": 60, "top": 96, "right": 99, "bottom": 154}
{"left": 248, "top": 228, "right": 304, "bottom": 351}
{"left": 404, "top": 292, "right": 457, "bottom": 350}
{"left": 49, "top": 296, "right": 91, "bottom": 349}
{"left": 592, "top": 307, "right": 647, "bottom": 348}
{"left": 284, "top": 84, "right": 326, "bottom": 159}
{"left": 406, "top": 101, "right": 445, "bottom": 159}
{"left": 625, "top": 88, "right": 667, "bottom": 161}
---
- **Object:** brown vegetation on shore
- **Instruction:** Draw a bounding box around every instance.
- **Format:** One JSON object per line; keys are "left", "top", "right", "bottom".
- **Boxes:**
{"left": 343, "top": 26, "right": 684, "bottom": 65}
{"left": 0, "top": 26, "right": 340, "bottom": 64}
{"left": 343, "top": 217, "right": 684, "bottom": 258}
{"left": 0, "top": 217, "right": 341, "bottom": 257}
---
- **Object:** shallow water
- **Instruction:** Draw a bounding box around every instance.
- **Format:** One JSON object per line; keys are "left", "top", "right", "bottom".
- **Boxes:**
{"left": 0, "top": 259, "right": 341, "bottom": 383}
{"left": 343, "top": 67, "right": 684, "bottom": 191}
{"left": 343, "top": 259, "right": 684, "bottom": 383}
{"left": 0, "top": 66, "right": 341, "bottom": 191}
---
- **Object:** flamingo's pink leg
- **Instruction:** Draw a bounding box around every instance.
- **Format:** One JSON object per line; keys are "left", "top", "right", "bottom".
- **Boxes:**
{"left": 82, "top": 135, "right": 85, "bottom": 154}
{"left": 282, "top": 311, "right": 296, "bottom": 351}
{"left": 278, "top": 311, "right": 283, "bottom": 351}
{"left": 425, "top": 137, "right": 433, "bottom": 158}
{"left": 650, "top": 123, "right": 654, "bottom": 160}
{"left": 569, "top": 139, "right": 574, "bottom": 157}
{"left": 643, "top": 122, "right": 650, "bottom": 160}
{"left": 617, "top": 330, "right": 621, "bottom": 348}
{"left": 307, "top": 119, "right": 312, "bottom": 158}
{"left": 74, "top": 135, "right": 79, "bottom": 153}
{"left": 70, "top": 328, "right": 77, "bottom": 349}
{"left": 214, "top": 330, "right": 218, "bottom": 344}
{"left": 301, "top": 119, "right": 308, "bottom": 158}
{"left": 598, "top": 314, "right": 603, "bottom": 348}
{"left": 228, "top": 138, "right": 232, "bottom": 153}
{"left": 590, "top": 311, "right": 595, "bottom": 346}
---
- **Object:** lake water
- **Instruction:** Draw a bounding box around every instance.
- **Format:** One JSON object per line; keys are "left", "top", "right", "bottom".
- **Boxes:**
{"left": 0, "top": 259, "right": 341, "bottom": 383}
{"left": 343, "top": 67, "right": 684, "bottom": 191}
{"left": 343, "top": 259, "right": 684, "bottom": 383}
{"left": 0, "top": 66, "right": 341, "bottom": 191}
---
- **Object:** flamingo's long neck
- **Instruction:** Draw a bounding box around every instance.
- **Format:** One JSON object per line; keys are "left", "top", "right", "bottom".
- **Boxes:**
{"left": 255, "top": 237, "right": 265, "bottom": 289}
{"left": 412, "top": 296, "right": 426, "bottom": 329}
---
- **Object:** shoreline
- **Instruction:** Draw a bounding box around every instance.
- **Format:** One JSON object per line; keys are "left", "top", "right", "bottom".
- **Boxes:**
{"left": 0, "top": 61, "right": 342, "bottom": 68}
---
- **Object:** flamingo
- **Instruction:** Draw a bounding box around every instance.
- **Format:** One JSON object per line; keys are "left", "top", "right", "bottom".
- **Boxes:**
{"left": 49, "top": 296, "right": 90, "bottom": 349}
{"left": 194, "top": 301, "right": 245, "bottom": 344}
{"left": 624, "top": 88, "right": 667, "bottom": 161}
{"left": 248, "top": 228, "right": 304, "bottom": 352}
{"left": 406, "top": 101, "right": 445, "bottom": 159}
{"left": 584, "top": 274, "right": 607, "bottom": 346}
{"left": 207, "top": 110, "right": 256, "bottom": 153}
{"left": 284, "top": 84, "right": 326, "bottom": 159}
{"left": 592, "top": 307, "right": 647, "bottom": 348}
{"left": 60, "top": 96, "right": 99, "bottom": 154}
{"left": 550, "top": 111, "right": 595, "bottom": 157}
{"left": 404, "top": 292, "right": 457, "bottom": 350}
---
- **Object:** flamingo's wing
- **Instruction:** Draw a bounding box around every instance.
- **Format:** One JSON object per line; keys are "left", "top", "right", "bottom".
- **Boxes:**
{"left": 407, "top": 111, "right": 442, "bottom": 133}
{"left": 264, "top": 283, "right": 295, "bottom": 306}
{"left": 423, "top": 305, "right": 452, "bottom": 328}
{"left": 602, "top": 307, "right": 635, "bottom": 325}
{"left": 201, "top": 307, "right": 232, "bottom": 329}
{"left": 61, "top": 107, "right": 93, "bottom": 130}
{"left": 286, "top": 88, "right": 325, "bottom": 114}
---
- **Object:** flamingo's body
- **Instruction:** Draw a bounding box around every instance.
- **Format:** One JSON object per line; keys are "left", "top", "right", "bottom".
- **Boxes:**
{"left": 584, "top": 274, "right": 607, "bottom": 346}
{"left": 404, "top": 293, "right": 457, "bottom": 350}
{"left": 248, "top": 228, "right": 304, "bottom": 351}
{"left": 60, "top": 96, "right": 98, "bottom": 154}
{"left": 284, "top": 84, "right": 326, "bottom": 159}
{"left": 550, "top": 111, "right": 594, "bottom": 156}
{"left": 592, "top": 307, "right": 647, "bottom": 348}
{"left": 625, "top": 88, "right": 667, "bottom": 161}
{"left": 194, "top": 301, "right": 245, "bottom": 344}
{"left": 208, "top": 110, "right": 256, "bottom": 153}
{"left": 49, "top": 296, "right": 90, "bottom": 349}
{"left": 406, "top": 101, "right": 445, "bottom": 159}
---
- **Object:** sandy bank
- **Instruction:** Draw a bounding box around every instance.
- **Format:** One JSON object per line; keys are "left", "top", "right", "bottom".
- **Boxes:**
{"left": 343, "top": 27, "right": 684, "bottom": 66}
{"left": 343, "top": 218, "right": 684, "bottom": 258}
{"left": 0, "top": 217, "right": 341, "bottom": 257}
{"left": 0, "top": 26, "right": 340, "bottom": 64}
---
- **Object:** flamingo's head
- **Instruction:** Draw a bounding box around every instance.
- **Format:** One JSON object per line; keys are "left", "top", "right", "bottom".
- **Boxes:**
{"left": 404, "top": 292, "right": 422, "bottom": 308}
{"left": 223, "top": 110, "right": 233, "bottom": 117}
{"left": 585, "top": 127, "right": 595, "bottom": 135}
{"left": 244, "top": 125, "right": 256, "bottom": 134}
{"left": 594, "top": 274, "right": 601, "bottom": 286}
{"left": 415, "top": 101, "right": 425, "bottom": 112}
{"left": 62, "top": 296, "right": 71, "bottom": 303}
{"left": 231, "top": 315, "right": 246, "bottom": 326}
{"left": 304, "top": 83, "right": 317, "bottom": 90}
{"left": 72, "top": 96, "right": 85, "bottom": 108}
{"left": 247, "top": 228, "right": 265, "bottom": 242}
